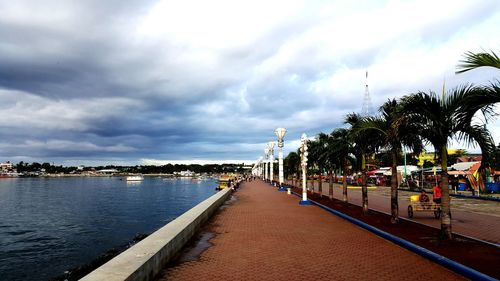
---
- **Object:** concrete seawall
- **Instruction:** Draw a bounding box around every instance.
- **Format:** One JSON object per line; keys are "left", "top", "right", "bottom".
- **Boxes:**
{"left": 80, "top": 187, "right": 232, "bottom": 281}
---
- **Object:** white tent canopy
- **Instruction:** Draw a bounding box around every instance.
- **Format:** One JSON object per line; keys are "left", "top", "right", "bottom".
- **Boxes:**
{"left": 371, "top": 165, "right": 419, "bottom": 176}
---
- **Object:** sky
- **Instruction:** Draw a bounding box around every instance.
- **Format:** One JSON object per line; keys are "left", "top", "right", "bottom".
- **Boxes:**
{"left": 0, "top": 0, "right": 499, "bottom": 166}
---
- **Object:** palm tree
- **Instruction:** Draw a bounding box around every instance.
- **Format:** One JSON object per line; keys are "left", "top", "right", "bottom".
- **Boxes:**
{"left": 456, "top": 49, "right": 500, "bottom": 190}
{"left": 345, "top": 113, "right": 381, "bottom": 214}
{"left": 401, "top": 85, "right": 499, "bottom": 239}
{"left": 307, "top": 135, "right": 327, "bottom": 194}
{"left": 356, "top": 99, "right": 423, "bottom": 223}
{"left": 315, "top": 132, "right": 330, "bottom": 195}
{"left": 456, "top": 50, "right": 500, "bottom": 73}
{"left": 330, "top": 128, "right": 355, "bottom": 202}
{"left": 323, "top": 134, "right": 340, "bottom": 199}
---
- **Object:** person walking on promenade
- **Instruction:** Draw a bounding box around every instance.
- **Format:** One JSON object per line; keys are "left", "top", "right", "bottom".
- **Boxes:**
{"left": 433, "top": 185, "right": 442, "bottom": 204}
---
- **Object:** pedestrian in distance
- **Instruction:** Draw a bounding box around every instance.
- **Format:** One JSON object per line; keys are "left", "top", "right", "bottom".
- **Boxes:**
{"left": 432, "top": 185, "right": 441, "bottom": 204}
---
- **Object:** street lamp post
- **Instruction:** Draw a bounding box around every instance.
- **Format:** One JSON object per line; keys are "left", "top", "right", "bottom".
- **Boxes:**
{"left": 299, "top": 133, "right": 312, "bottom": 205}
{"left": 256, "top": 156, "right": 263, "bottom": 178}
{"left": 260, "top": 157, "right": 264, "bottom": 178}
{"left": 268, "top": 142, "right": 275, "bottom": 185}
{"left": 275, "top": 128, "right": 287, "bottom": 192}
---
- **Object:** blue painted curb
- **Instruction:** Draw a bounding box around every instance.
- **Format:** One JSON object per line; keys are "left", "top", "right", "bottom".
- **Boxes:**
{"left": 299, "top": 200, "right": 312, "bottom": 205}
{"left": 290, "top": 191, "right": 497, "bottom": 281}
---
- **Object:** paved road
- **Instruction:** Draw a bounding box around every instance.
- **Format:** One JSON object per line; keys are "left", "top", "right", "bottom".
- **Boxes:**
{"left": 293, "top": 180, "right": 500, "bottom": 245}
{"left": 159, "top": 180, "right": 464, "bottom": 281}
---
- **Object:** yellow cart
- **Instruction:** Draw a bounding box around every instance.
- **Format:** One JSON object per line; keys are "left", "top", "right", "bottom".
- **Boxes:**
{"left": 407, "top": 195, "right": 441, "bottom": 219}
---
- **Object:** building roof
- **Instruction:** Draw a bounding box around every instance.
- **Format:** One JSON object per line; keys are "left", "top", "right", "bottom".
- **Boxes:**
{"left": 449, "top": 161, "right": 480, "bottom": 171}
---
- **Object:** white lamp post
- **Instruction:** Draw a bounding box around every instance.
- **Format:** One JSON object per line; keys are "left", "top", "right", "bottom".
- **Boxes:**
{"left": 264, "top": 148, "right": 269, "bottom": 181}
{"left": 262, "top": 157, "right": 265, "bottom": 179}
{"left": 299, "top": 133, "right": 312, "bottom": 205}
{"left": 275, "top": 127, "right": 287, "bottom": 192}
{"left": 268, "top": 141, "right": 275, "bottom": 184}
{"left": 258, "top": 156, "right": 263, "bottom": 178}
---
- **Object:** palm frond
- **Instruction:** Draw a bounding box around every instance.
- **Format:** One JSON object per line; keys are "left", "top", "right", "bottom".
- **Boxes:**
{"left": 456, "top": 124, "right": 496, "bottom": 167}
{"left": 400, "top": 91, "right": 448, "bottom": 148}
{"left": 454, "top": 83, "right": 500, "bottom": 126}
{"left": 456, "top": 50, "right": 500, "bottom": 74}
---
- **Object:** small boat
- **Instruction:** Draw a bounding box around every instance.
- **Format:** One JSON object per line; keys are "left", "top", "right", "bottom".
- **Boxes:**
{"left": 217, "top": 175, "right": 232, "bottom": 190}
{"left": 126, "top": 175, "right": 144, "bottom": 181}
{"left": 0, "top": 172, "right": 18, "bottom": 178}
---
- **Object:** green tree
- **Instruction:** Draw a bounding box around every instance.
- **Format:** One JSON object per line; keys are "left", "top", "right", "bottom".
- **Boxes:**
{"left": 356, "top": 99, "right": 423, "bottom": 223}
{"left": 284, "top": 151, "right": 301, "bottom": 185}
{"left": 330, "top": 128, "right": 355, "bottom": 202}
{"left": 322, "top": 133, "right": 340, "bottom": 198}
{"left": 345, "top": 113, "right": 381, "bottom": 214}
{"left": 401, "top": 85, "right": 499, "bottom": 239}
{"left": 447, "top": 149, "right": 467, "bottom": 166}
{"left": 308, "top": 133, "right": 330, "bottom": 194}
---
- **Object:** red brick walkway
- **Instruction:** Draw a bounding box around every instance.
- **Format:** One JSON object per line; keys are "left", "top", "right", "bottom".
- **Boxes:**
{"left": 159, "top": 180, "right": 464, "bottom": 280}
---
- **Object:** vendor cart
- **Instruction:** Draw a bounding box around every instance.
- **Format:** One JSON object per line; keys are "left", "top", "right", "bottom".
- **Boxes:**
{"left": 407, "top": 195, "right": 441, "bottom": 219}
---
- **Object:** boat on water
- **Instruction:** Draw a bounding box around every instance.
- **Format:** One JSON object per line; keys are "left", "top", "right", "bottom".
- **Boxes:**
{"left": 126, "top": 175, "right": 144, "bottom": 181}
{"left": 217, "top": 175, "right": 234, "bottom": 190}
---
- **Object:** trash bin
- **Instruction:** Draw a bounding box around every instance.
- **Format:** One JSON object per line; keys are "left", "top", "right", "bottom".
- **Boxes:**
{"left": 484, "top": 182, "right": 499, "bottom": 193}
{"left": 457, "top": 183, "right": 466, "bottom": 191}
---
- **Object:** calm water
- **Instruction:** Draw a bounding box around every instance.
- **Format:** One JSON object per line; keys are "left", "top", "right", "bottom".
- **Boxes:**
{"left": 0, "top": 176, "right": 217, "bottom": 281}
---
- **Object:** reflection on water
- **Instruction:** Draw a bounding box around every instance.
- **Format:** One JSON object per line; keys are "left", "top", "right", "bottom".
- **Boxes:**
{"left": 0, "top": 177, "right": 216, "bottom": 281}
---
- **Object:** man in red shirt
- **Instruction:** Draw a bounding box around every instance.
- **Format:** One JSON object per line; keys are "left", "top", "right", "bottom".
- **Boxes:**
{"left": 433, "top": 185, "right": 442, "bottom": 204}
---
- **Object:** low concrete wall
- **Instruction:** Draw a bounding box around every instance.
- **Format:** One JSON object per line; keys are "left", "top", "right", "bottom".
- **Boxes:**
{"left": 80, "top": 188, "right": 232, "bottom": 281}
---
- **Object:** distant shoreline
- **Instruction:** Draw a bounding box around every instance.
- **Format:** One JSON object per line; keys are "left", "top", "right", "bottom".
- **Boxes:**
{"left": 8, "top": 173, "right": 207, "bottom": 178}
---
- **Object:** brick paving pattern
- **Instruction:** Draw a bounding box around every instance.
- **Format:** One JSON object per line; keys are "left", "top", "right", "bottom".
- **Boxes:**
{"left": 159, "top": 180, "right": 464, "bottom": 281}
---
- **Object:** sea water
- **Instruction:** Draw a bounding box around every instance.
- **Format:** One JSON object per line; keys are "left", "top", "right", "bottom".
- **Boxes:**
{"left": 0, "top": 176, "right": 217, "bottom": 281}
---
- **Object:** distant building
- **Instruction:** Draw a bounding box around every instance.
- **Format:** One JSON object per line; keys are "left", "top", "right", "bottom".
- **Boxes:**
{"left": 0, "top": 161, "right": 13, "bottom": 171}
{"left": 97, "top": 169, "right": 119, "bottom": 174}
{"left": 456, "top": 155, "right": 482, "bottom": 163}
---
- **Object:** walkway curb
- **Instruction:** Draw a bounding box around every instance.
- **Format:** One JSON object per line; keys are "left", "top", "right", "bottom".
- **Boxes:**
{"left": 81, "top": 188, "right": 232, "bottom": 281}
{"left": 289, "top": 190, "right": 497, "bottom": 281}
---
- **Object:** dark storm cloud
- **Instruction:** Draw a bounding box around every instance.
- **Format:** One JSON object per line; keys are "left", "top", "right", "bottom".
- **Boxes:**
{"left": 0, "top": 0, "right": 499, "bottom": 165}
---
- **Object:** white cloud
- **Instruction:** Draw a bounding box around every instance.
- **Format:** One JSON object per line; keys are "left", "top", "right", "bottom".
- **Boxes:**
{"left": 0, "top": 88, "right": 145, "bottom": 131}
{"left": 0, "top": 0, "right": 499, "bottom": 164}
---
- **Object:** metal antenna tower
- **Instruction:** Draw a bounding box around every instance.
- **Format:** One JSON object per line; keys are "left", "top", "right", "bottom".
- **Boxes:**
{"left": 361, "top": 70, "right": 373, "bottom": 116}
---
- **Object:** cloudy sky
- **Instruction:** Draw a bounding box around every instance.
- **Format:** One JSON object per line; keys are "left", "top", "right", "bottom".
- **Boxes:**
{"left": 0, "top": 0, "right": 499, "bottom": 166}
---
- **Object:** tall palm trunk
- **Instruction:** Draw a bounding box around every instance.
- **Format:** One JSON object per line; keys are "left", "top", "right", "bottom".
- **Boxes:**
{"left": 342, "top": 159, "right": 348, "bottom": 202}
{"left": 390, "top": 150, "right": 399, "bottom": 223}
{"left": 328, "top": 170, "right": 334, "bottom": 198}
{"left": 440, "top": 146, "right": 453, "bottom": 239}
{"left": 318, "top": 166, "right": 323, "bottom": 195}
{"left": 296, "top": 163, "right": 301, "bottom": 187}
{"left": 361, "top": 153, "right": 369, "bottom": 215}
